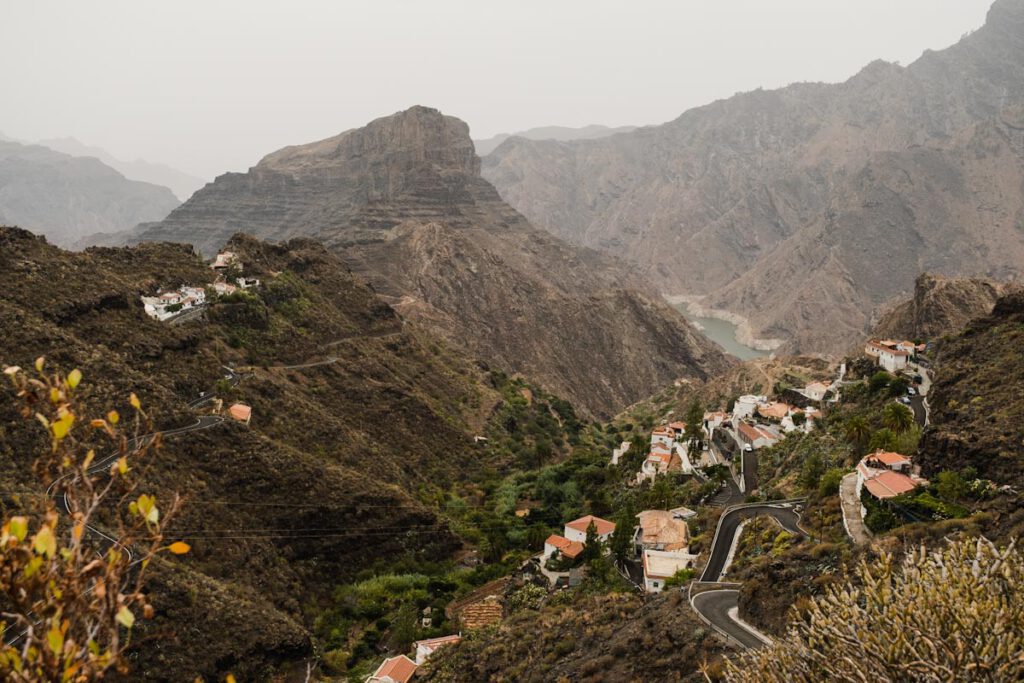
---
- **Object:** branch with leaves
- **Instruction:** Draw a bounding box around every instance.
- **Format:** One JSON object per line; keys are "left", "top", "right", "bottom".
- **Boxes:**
{"left": 0, "top": 359, "right": 189, "bottom": 681}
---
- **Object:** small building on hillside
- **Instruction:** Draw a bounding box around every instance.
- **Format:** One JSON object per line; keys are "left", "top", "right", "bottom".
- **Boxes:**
{"left": 413, "top": 635, "right": 462, "bottom": 665}
{"left": 635, "top": 509, "right": 690, "bottom": 552}
{"left": 650, "top": 426, "right": 676, "bottom": 451}
{"left": 213, "top": 281, "right": 238, "bottom": 296}
{"left": 210, "top": 251, "right": 239, "bottom": 271}
{"left": 637, "top": 448, "right": 682, "bottom": 484}
{"left": 642, "top": 548, "right": 698, "bottom": 593}
{"left": 865, "top": 339, "right": 910, "bottom": 373}
{"left": 736, "top": 422, "right": 780, "bottom": 450}
{"left": 563, "top": 514, "right": 616, "bottom": 543}
{"left": 757, "top": 402, "right": 792, "bottom": 421}
{"left": 227, "top": 403, "right": 252, "bottom": 425}
{"left": 733, "top": 395, "right": 768, "bottom": 420}
{"left": 667, "top": 421, "right": 687, "bottom": 438}
{"left": 855, "top": 450, "right": 925, "bottom": 503}
{"left": 542, "top": 534, "right": 584, "bottom": 562}
{"left": 803, "top": 381, "right": 830, "bottom": 401}
{"left": 237, "top": 276, "right": 261, "bottom": 289}
{"left": 365, "top": 654, "right": 417, "bottom": 683}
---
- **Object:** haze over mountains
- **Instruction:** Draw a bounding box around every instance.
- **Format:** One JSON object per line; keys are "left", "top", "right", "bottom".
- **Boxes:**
{"left": 0, "top": 139, "right": 180, "bottom": 248}
{"left": 472, "top": 124, "right": 638, "bottom": 156}
{"left": 37, "top": 136, "right": 207, "bottom": 201}
{"left": 122, "top": 106, "right": 730, "bottom": 417}
{"left": 482, "top": 0, "right": 1024, "bottom": 355}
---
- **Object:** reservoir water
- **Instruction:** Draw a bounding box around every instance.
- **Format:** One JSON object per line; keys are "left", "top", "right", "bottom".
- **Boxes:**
{"left": 672, "top": 304, "right": 768, "bottom": 361}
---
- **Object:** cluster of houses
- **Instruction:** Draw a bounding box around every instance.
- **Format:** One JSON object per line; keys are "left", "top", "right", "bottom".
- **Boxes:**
{"left": 365, "top": 634, "right": 462, "bottom": 683}
{"left": 864, "top": 338, "right": 924, "bottom": 373}
{"left": 141, "top": 250, "right": 261, "bottom": 322}
{"left": 855, "top": 450, "right": 927, "bottom": 507}
{"left": 539, "top": 508, "right": 698, "bottom": 594}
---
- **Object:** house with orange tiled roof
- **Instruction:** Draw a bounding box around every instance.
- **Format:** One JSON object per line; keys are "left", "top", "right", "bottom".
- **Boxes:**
{"left": 855, "top": 450, "right": 926, "bottom": 503}
{"left": 564, "top": 514, "right": 616, "bottom": 542}
{"left": 365, "top": 654, "right": 417, "bottom": 683}
{"left": 227, "top": 403, "right": 252, "bottom": 425}
{"left": 736, "top": 421, "right": 780, "bottom": 450}
{"left": 636, "top": 447, "right": 682, "bottom": 484}
{"left": 650, "top": 425, "right": 676, "bottom": 451}
{"left": 757, "top": 402, "right": 792, "bottom": 421}
{"left": 543, "top": 534, "right": 584, "bottom": 561}
{"left": 864, "top": 339, "right": 911, "bottom": 373}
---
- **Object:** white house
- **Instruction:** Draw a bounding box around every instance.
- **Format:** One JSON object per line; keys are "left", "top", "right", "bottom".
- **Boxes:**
{"left": 642, "top": 548, "right": 699, "bottom": 593}
{"left": 210, "top": 251, "right": 239, "bottom": 271}
{"left": 636, "top": 449, "right": 680, "bottom": 484}
{"left": 650, "top": 426, "right": 675, "bottom": 451}
{"left": 803, "top": 381, "right": 829, "bottom": 401}
{"left": 736, "top": 422, "right": 780, "bottom": 450}
{"left": 237, "top": 276, "right": 261, "bottom": 289}
{"left": 733, "top": 395, "right": 767, "bottom": 420}
{"left": 865, "top": 339, "right": 910, "bottom": 373}
{"left": 855, "top": 450, "right": 925, "bottom": 504}
{"left": 563, "top": 515, "right": 615, "bottom": 543}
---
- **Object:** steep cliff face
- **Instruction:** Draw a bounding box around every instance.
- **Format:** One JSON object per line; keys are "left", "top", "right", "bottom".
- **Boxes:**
{"left": 126, "top": 106, "right": 732, "bottom": 417}
{"left": 0, "top": 140, "right": 180, "bottom": 247}
{"left": 483, "top": 0, "right": 1024, "bottom": 355}
{"left": 873, "top": 272, "right": 1018, "bottom": 341}
{"left": 919, "top": 289, "right": 1024, "bottom": 486}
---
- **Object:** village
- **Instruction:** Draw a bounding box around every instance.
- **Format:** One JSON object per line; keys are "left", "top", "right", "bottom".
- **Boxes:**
{"left": 360, "top": 335, "right": 935, "bottom": 681}
{"left": 140, "top": 250, "right": 260, "bottom": 322}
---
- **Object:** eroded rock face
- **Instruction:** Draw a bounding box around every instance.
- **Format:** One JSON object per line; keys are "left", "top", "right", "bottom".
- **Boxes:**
{"left": 872, "top": 272, "right": 1019, "bottom": 341}
{"left": 482, "top": 0, "right": 1024, "bottom": 356}
{"left": 125, "top": 106, "right": 732, "bottom": 417}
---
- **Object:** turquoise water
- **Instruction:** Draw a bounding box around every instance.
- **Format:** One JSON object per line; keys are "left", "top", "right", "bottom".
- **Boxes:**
{"left": 672, "top": 304, "right": 768, "bottom": 361}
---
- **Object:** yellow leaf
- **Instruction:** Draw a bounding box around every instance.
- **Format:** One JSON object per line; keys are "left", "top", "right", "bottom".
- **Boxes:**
{"left": 23, "top": 556, "right": 43, "bottom": 579}
{"left": 67, "top": 369, "right": 82, "bottom": 390}
{"left": 226, "top": 675, "right": 237, "bottom": 683}
{"left": 2, "top": 365, "right": 21, "bottom": 376}
{"left": 136, "top": 495, "right": 159, "bottom": 524}
{"left": 168, "top": 541, "right": 191, "bottom": 555}
{"left": 90, "top": 419, "right": 106, "bottom": 428}
{"left": 8, "top": 516, "right": 28, "bottom": 542}
{"left": 115, "top": 457, "right": 129, "bottom": 475}
{"left": 115, "top": 606, "right": 135, "bottom": 629}
{"left": 129, "top": 393, "right": 141, "bottom": 410}
{"left": 47, "top": 625, "right": 63, "bottom": 656}
{"left": 35, "top": 357, "right": 44, "bottom": 372}
{"left": 83, "top": 449, "right": 95, "bottom": 470}
{"left": 72, "top": 522, "right": 85, "bottom": 543}
{"left": 107, "top": 410, "right": 119, "bottom": 425}
{"left": 33, "top": 526, "right": 56, "bottom": 558}
{"left": 51, "top": 413, "right": 74, "bottom": 440}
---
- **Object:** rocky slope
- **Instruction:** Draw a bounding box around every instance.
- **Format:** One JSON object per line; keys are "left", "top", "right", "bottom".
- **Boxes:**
{"left": 0, "top": 140, "right": 180, "bottom": 247}
{"left": 483, "top": 0, "right": 1024, "bottom": 355}
{"left": 0, "top": 226, "right": 501, "bottom": 680}
{"left": 919, "top": 288, "right": 1024, "bottom": 486}
{"left": 123, "top": 106, "right": 731, "bottom": 418}
{"left": 474, "top": 123, "right": 638, "bottom": 156}
{"left": 872, "top": 272, "right": 1018, "bottom": 341}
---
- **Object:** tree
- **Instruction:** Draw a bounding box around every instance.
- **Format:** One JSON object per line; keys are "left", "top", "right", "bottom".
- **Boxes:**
{"left": 0, "top": 360, "right": 188, "bottom": 681}
{"left": 683, "top": 399, "right": 704, "bottom": 452}
{"left": 609, "top": 505, "right": 636, "bottom": 564}
{"left": 724, "top": 537, "right": 1024, "bottom": 682}
{"left": 887, "top": 376, "right": 910, "bottom": 397}
{"left": 936, "top": 470, "right": 968, "bottom": 502}
{"left": 844, "top": 416, "right": 871, "bottom": 453}
{"left": 882, "top": 402, "right": 914, "bottom": 434}
{"left": 581, "top": 520, "right": 602, "bottom": 563}
{"left": 868, "top": 428, "right": 897, "bottom": 452}
{"left": 799, "top": 452, "right": 825, "bottom": 492}
{"left": 868, "top": 371, "right": 893, "bottom": 394}
{"left": 818, "top": 469, "right": 845, "bottom": 498}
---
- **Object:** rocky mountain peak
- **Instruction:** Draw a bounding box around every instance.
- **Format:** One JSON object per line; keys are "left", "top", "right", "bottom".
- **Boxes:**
{"left": 258, "top": 105, "right": 479, "bottom": 179}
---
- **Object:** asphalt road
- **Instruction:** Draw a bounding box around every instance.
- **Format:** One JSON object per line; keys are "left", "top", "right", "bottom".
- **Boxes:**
{"left": 691, "top": 590, "right": 768, "bottom": 649}
{"left": 700, "top": 503, "right": 805, "bottom": 583}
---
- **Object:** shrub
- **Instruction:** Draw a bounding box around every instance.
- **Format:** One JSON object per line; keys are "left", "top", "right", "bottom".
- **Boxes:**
{"left": 725, "top": 537, "right": 1024, "bottom": 681}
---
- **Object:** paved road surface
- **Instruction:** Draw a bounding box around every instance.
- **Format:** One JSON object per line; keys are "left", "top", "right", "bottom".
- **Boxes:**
{"left": 700, "top": 503, "right": 805, "bottom": 582}
{"left": 691, "top": 590, "right": 769, "bottom": 649}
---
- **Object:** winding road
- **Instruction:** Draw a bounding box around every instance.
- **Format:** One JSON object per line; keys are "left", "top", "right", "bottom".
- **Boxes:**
{"left": 689, "top": 500, "right": 806, "bottom": 649}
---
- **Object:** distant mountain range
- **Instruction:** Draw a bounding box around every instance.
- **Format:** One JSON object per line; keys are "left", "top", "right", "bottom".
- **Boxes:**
{"left": 0, "top": 139, "right": 180, "bottom": 248}
{"left": 482, "top": 0, "right": 1024, "bottom": 356}
{"left": 473, "top": 124, "right": 637, "bottom": 156}
{"left": 115, "top": 106, "right": 731, "bottom": 417}
{"left": 37, "top": 136, "right": 206, "bottom": 201}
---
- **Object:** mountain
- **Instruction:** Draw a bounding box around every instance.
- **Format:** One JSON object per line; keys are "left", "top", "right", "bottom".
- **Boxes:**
{"left": 473, "top": 124, "right": 638, "bottom": 156}
{"left": 125, "top": 106, "right": 732, "bottom": 418}
{"left": 482, "top": 0, "right": 1024, "bottom": 355}
{"left": 38, "top": 136, "right": 207, "bottom": 201}
{"left": 0, "top": 140, "right": 180, "bottom": 247}
{"left": 0, "top": 226, "right": 504, "bottom": 679}
{"left": 872, "top": 272, "right": 1019, "bottom": 342}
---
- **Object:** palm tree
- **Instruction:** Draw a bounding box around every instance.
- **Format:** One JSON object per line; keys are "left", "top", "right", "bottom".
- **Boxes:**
{"left": 882, "top": 402, "right": 915, "bottom": 434}
{"left": 844, "top": 416, "right": 871, "bottom": 452}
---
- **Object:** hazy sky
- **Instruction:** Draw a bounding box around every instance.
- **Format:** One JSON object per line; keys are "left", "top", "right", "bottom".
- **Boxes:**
{"left": 2, "top": 0, "right": 991, "bottom": 180}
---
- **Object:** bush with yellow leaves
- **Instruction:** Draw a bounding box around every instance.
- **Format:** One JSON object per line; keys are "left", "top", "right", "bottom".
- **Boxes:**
{"left": 723, "top": 536, "right": 1024, "bottom": 682}
{"left": 0, "top": 359, "right": 188, "bottom": 681}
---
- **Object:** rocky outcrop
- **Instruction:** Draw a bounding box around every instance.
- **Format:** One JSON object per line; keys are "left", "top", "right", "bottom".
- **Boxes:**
{"left": 473, "top": 123, "right": 637, "bottom": 156}
{"left": 483, "top": 0, "right": 1024, "bottom": 355}
{"left": 0, "top": 140, "right": 180, "bottom": 247}
{"left": 124, "top": 106, "right": 732, "bottom": 417}
{"left": 872, "top": 272, "right": 1018, "bottom": 341}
